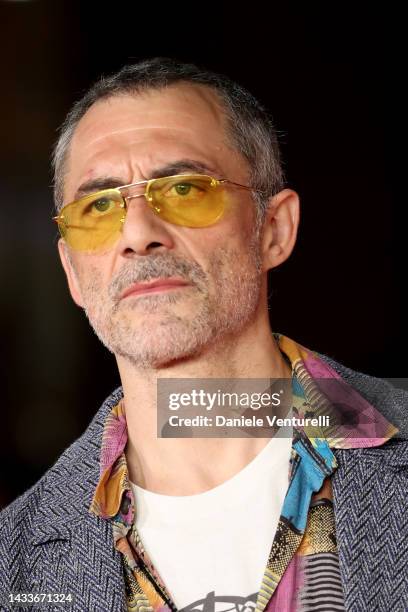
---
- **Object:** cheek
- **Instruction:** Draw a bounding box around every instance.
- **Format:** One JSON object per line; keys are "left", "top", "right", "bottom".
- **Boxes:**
{"left": 72, "top": 259, "right": 108, "bottom": 299}
{"left": 187, "top": 216, "right": 253, "bottom": 262}
{"left": 204, "top": 238, "right": 262, "bottom": 292}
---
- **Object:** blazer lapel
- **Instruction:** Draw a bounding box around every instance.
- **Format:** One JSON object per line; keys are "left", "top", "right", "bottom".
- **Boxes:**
{"left": 27, "top": 387, "right": 128, "bottom": 611}
{"left": 30, "top": 508, "right": 127, "bottom": 611}
{"left": 332, "top": 439, "right": 408, "bottom": 610}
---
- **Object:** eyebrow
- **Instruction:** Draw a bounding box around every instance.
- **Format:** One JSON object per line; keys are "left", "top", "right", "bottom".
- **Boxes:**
{"left": 73, "top": 159, "right": 221, "bottom": 201}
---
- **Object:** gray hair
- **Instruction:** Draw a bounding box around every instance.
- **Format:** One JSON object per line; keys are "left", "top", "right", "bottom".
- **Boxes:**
{"left": 52, "top": 58, "right": 285, "bottom": 219}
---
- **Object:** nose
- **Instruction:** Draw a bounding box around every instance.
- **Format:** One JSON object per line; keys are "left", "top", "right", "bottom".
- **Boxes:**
{"left": 117, "top": 194, "right": 175, "bottom": 257}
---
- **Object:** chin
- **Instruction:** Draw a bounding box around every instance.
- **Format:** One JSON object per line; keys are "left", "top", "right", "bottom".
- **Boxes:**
{"left": 117, "top": 340, "right": 206, "bottom": 370}
{"left": 95, "top": 316, "right": 214, "bottom": 370}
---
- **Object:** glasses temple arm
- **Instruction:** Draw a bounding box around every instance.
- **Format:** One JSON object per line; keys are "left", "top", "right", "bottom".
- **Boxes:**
{"left": 223, "top": 179, "right": 266, "bottom": 196}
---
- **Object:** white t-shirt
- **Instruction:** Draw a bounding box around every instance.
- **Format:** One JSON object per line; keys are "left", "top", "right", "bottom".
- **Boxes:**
{"left": 130, "top": 432, "right": 292, "bottom": 610}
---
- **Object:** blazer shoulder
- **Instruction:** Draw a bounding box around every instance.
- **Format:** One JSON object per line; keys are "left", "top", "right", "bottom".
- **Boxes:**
{"left": 317, "top": 352, "right": 408, "bottom": 439}
{"left": 0, "top": 385, "right": 123, "bottom": 538}
{"left": 1, "top": 385, "right": 123, "bottom": 506}
{"left": 0, "top": 386, "right": 124, "bottom": 600}
{"left": 0, "top": 425, "right": 91, "bottom": 539}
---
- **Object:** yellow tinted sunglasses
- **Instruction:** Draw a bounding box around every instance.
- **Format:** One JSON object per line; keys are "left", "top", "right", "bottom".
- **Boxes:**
{"left": 53, "top": 173, "right": 257, "bottom": 252}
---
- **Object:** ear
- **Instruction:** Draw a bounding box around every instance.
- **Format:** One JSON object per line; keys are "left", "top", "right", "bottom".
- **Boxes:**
{"left": 260, "top": 188, "right": 300, "bottom": 272}
{"left": 57, "top": 239, "right": 84, "bottom": 308}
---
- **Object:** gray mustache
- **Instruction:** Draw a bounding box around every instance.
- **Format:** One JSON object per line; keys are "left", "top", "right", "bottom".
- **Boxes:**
{"left": 108, "top": 254, "right": 207, "bottom": 301}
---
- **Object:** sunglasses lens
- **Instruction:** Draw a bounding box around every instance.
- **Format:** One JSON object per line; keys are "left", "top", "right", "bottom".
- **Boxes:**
{"left": 148, "top": 175, "right": 225, "bottom": 227}
{"left": 56, "top": 176, "right": 228, "bottom": 252}
{"left": 57, "top": 190, "right": 124, "bottom": 251}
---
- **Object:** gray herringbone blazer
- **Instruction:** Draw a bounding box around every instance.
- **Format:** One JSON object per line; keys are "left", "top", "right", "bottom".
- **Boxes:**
{"left": 1, "top": 355, "right": 408, "bottom": 612}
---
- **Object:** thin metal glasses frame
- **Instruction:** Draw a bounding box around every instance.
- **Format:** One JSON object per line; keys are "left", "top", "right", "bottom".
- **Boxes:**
{"left": 53, "top": 173, "right": 260, "bottom": 223}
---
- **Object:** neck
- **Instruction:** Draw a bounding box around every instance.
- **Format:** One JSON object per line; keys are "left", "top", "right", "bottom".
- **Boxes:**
{"left": 117, "top": 310, "right": 291, "bottom": 496}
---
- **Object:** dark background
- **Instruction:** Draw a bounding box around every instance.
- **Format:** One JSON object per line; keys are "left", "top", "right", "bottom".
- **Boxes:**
{"left": 0, "top": 1, "right": 406, "bottom": 508}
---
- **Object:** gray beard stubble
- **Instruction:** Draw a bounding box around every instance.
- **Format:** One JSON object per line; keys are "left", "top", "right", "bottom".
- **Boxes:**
{"left": 77, "top": 234, "right": 263, "bottom": 369}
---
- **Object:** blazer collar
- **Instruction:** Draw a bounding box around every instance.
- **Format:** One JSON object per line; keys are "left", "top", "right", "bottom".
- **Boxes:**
{"left": 29, "top": 386, "right": 124, "bottom": 545}
{"left": 29, "top": 349, "right": 408, "bottom": 545}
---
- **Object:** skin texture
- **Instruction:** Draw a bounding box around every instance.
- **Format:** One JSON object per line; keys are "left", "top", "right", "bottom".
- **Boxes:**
{"left": 58, "top": 83, "right": 300, "bottom": 495}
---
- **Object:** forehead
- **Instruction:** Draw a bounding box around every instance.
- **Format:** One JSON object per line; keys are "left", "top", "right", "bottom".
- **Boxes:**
{"left": 64, "top": 84, "right": 248, "bottom": 201}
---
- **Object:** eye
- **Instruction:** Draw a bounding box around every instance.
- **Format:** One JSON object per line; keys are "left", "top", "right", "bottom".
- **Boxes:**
{"left": 166, "top": 181, "right": 206, "bottom": 199}
{"left": 174, "top": 183, "right": 192, "bottom": 196}
{"left": 84, "top": 196, "right": 118, "bottom": 216}
{"left": 92, "top": 197, "right": 116, "bottom": 213}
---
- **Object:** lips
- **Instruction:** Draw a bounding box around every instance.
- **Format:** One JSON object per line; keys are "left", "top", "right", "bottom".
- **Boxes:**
{"left": 120, "top": 278, "right": 190, "bottom": 299}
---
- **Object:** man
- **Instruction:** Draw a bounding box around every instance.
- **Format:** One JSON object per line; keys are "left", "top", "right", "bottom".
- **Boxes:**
{"left": 1, "top": 58, "right": 407, "bottom": 612}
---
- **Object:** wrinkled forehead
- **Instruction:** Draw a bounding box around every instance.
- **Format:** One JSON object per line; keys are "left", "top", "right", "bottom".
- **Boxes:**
{"left": 64, "top": 84, "right": 247, "bottom": 201}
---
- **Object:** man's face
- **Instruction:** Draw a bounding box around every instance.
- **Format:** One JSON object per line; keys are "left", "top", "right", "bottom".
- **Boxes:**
{"left": 60, "top": 84, "right": 266, "bottom": 369}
